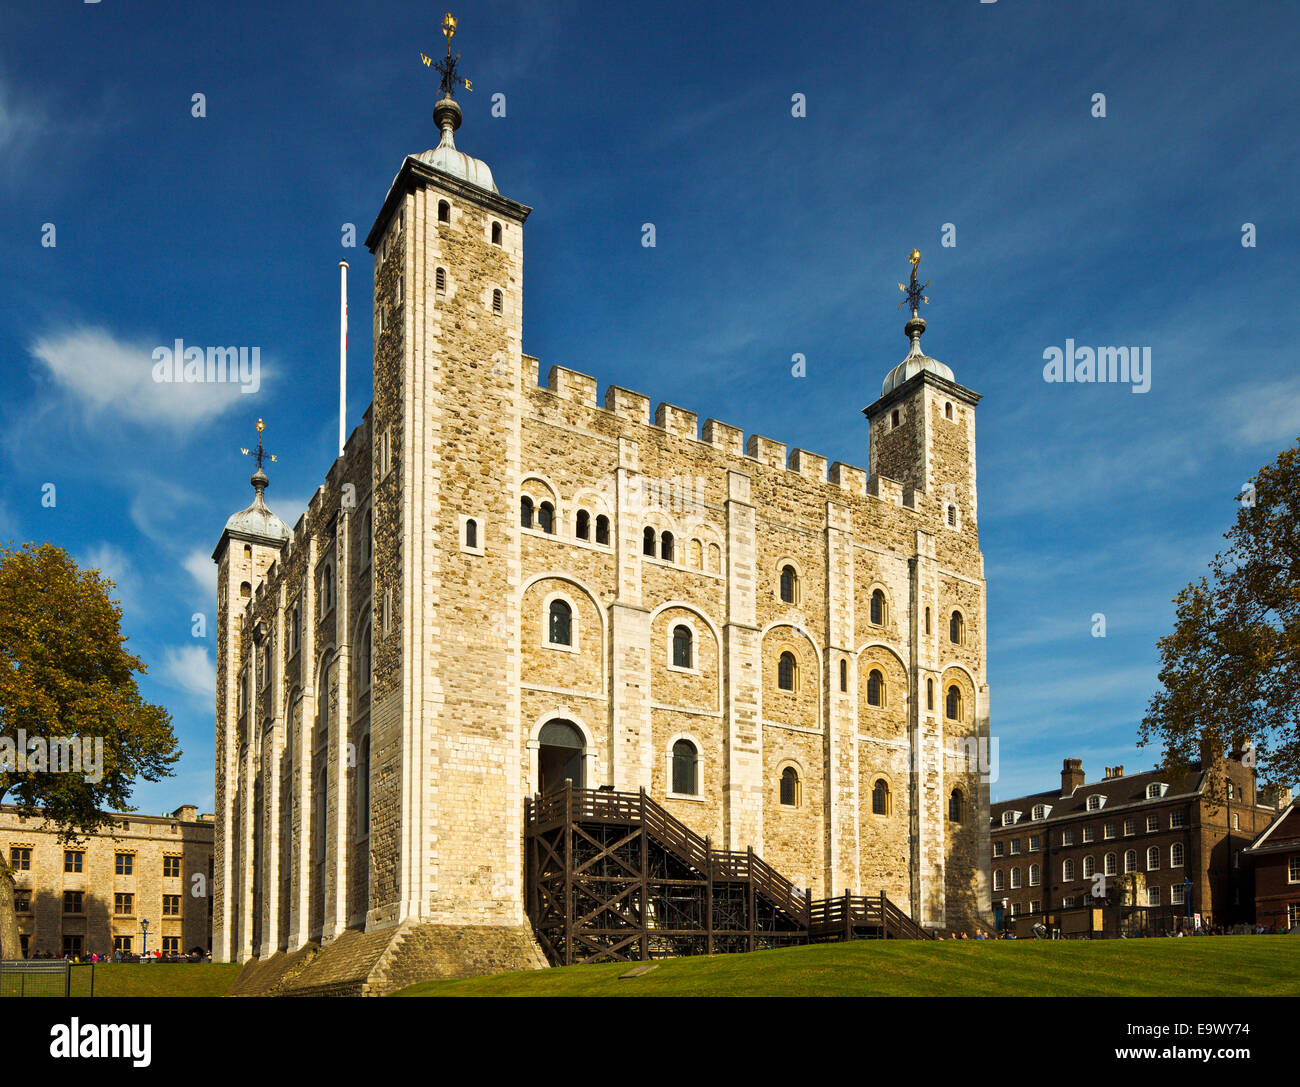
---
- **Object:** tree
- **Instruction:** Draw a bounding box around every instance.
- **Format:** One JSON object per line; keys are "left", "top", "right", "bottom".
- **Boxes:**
{"left": 1139, "top": 439, "right": 1300, "bottom": 795}
{"left": 0, "top": 542, "right": 179, "bottom": 958}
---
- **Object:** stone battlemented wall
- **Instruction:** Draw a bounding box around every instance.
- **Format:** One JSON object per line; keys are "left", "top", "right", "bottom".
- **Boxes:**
{"left": 213, "top": 130, "right": 993, "bottom": 975}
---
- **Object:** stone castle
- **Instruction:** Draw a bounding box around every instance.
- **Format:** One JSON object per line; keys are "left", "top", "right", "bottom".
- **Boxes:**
{"left": 213, "top": 76, "right": 992, "bottom": 990}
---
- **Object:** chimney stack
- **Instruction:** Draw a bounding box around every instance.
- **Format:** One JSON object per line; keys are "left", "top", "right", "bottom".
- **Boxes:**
{"left": 1061, "top": 758, "right": 1085, "bottom": 796}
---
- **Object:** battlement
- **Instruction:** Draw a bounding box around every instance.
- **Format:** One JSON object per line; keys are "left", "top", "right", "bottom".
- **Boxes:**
{"left": 532, "top": 362, "right": 937, "bottom": 512}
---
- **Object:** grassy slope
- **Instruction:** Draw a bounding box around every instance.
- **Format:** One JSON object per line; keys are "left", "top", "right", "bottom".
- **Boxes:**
{"left": 392, "top": 936, "right": 1300, "bottom": 997}
{"left": 72, "top": 963, "right": 243, "bottom": 998}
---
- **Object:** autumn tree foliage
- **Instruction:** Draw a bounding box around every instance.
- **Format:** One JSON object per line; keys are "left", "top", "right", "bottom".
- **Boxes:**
{"left": 0, "top": 542, "right": 179, "bottom": 959}
{"left": 1140, "top": 440, "right": 1300, "bottom": 795}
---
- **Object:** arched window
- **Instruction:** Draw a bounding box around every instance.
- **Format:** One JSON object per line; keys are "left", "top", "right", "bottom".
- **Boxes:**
{"left": 492, "top": 289, "right": 503, "bottom": 315}
{"left": 1010, "top": 867, "right": 1022, "bottom": 890}
{"left": 949, "top": 789, "right": 963, "bottom": 823}
{"left": 872, "top": 779, "right": 891, "bottom": 816}
{"left": 520, "top": 496, "right": 534, "bottom": 528}
{"left": 926, "top": 677, "right": 934, "bottom": 711}
{"left": 949, "top": 611, "right": 964, "bottom": 644}
{"left": 777, "top": 651, "right": 797, "bottom": 692}
{"left": 1104, "top": 852, "right": 1117, "bottom": 876}
{"left": 689, "top": 539, "right": 702, "bottom": 568}
{"left": 1029, "top": 863, "right": 1040, "bottom": 887}
{"left": 779, "top": 766, "right": 799, "bottom": 807}
{"left": 866, "top": 669, "right": 884, "bottom": 707}
{"left": 925, "top": 607, "right": 931, "bottom": 635}
{"left": 240, "top": 581, "right": 252, "bottom": 599}
{"left": 660, "top": 532, "right": 674, "bottom": 562}
{"left": 1124, "top": 849, "right": 1137, "bottom": 873}
{"left": 707, "top": 543, "right": 721, "bottom": 573}
{"left": 1063, "top": 859, "right": 1075, "bottom": 882}
{"left": 839, "top": 659, "right": 847, "bottom": 692}
{"left": 437, "top": 199, "right": 450, "bottom": 223}
{"left": 642, "top": 527, "right": 656, "bottom": 556}
{"left": 672, "top": 625, "right": 692, "bottom": 669}
{"left": 491, "top": 221, "right": 502, "bottom": 245}
{"left": 1170, "top": 842, "right": 1184, "bottom": 867}
{"left": 548, "top": 599, "right": 572, "bottom": 646}
{"left": 946, "top": 684, "right": 961, "bottom": 721}
{"left": 1083, "top": 855, "right": 1096, "bottom": 878}
{"left": 779, "top": 565, "right": 797, "bottom": 603}
{"left": 465, "top": 518, "right": 478, "bottom": 549}
{"left": 945, "top": 402, "right": 953, "bottom": 420}
{"left": 870, "top": 589, "right": 886, "bottom": 625}
{"left": 1146, "top": 846, "right": 1160, "bottom": 871}
{"left": 435, "top": 267, "right": 446, "bottom": 293}
{"left": 774, "top": 650, "right": 795, "bottom": 691}
{"left": 364, "top": 510, "right": 373, "bottom": 563}
{"left": 595, "top": 515, "right": 610, "bottom": 546}
{"left": 947, "top": 505, "right": 957, "bottom": 527}
{"left": 358, "top": 622, "right": 372, "bottom": 690}
{"left": 576, "top": 509, "right": 590, "bottom": 540}
{"left": 671, "top": 739, "right": 697, "bottom": 796}
{"left": 358, "top": 735, "right": 370, "bottom": 835}
{"left": 538, "top": 502, "right": 554, "bottom": 534}
{"left": 993, "top": 869, "right": 1004, "bottom": 891}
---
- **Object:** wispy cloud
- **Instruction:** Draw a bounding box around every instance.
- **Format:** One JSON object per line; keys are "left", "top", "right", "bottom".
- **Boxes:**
{"left": 158, "top": 645, "right": 215, "bottom": 702}
{"left": 28, "top": 326, "right": 265, "bottom": 429}
{"left": 80, "top": 542, "right": 141, "bottom": 617}
{"left": 1224, "top": 377, "right": 1300, "bottom": 448}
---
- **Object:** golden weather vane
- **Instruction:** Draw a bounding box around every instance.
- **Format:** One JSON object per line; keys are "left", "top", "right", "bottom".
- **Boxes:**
{"left": 240, "top": 419, "right": 277, "bottom": 472}
{"left": 897, "top": 248, "right": 930, "bottom": 312}
{"left": 420, "top": 12, "right": 473, "bottom": 97}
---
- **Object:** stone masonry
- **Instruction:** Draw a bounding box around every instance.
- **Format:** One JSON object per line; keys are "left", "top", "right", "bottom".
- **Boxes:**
{"left": 212, "top": 94, "right": 993, "bottom": 993}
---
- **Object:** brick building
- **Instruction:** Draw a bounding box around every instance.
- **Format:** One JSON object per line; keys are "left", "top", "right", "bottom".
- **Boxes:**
{"left": 1244, "top": 799, "right": 1300, "bottom": 932}
{"left": 213, "top": 52, "right": 994, "bottom": 991}
{"left": 989, "top": 756, "right": 1288, "bottom": 931}
{"left": 1, "top": 804, "right": 214, "bottom": 958}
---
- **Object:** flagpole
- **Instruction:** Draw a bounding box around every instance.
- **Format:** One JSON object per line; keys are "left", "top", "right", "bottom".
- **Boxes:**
{"left": 338, "top": 260, "right": 348, "bottom": 457}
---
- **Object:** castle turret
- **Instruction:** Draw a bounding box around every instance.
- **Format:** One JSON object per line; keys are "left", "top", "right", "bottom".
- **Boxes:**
{"left": 361, "top": 30, "right": 533, "bottom": 932}
{"left": 211, "top": 423, "right": 289, "bottom": 962}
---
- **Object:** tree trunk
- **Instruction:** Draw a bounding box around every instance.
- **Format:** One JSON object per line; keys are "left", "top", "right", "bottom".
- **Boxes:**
{"left": 0, "top": 859, "right": 20, "bottom": 960}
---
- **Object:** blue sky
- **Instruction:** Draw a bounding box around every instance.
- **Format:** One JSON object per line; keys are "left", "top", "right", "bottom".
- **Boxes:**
{"left": 1, "top": 0, "right": 1297, "bottom": 814}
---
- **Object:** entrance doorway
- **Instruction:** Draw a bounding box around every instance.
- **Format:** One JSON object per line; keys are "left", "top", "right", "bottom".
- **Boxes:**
{"left": 538, "top": 720, "right": 585, "bottom": 794}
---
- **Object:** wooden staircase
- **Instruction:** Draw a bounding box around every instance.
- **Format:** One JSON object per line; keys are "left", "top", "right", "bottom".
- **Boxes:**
{"left": 525, "top": 783, "right": 933, "bottom": 966}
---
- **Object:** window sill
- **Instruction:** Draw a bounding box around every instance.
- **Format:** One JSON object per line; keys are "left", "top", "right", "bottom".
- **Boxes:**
{"left": 542, "top": 640, "right": 578, "bottom": 655}
{"left": 666, "top": 792, "right": 705, "bottom": 803}
{"left": 666, "top": 664, "right": 699, "bottom": 677}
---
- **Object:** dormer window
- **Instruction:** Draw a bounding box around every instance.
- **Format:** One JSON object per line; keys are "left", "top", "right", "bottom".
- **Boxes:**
{"left": 1032, "top": 803, "right": 1050, "bottom": 821}
{"left": 1146, "top": 782, "right": 1167, "bottom": 799}
{"left": 1001, "top": 811, "right": 1017, "bottom": 827}
{"left": 1086, "top": 794, "right": 1105, "bottom": 811}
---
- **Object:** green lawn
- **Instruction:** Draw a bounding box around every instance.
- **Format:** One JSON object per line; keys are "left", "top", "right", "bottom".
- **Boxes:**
{"left": 74, "top": 962, "right": 243, "bottom": 998}
{"left": 392, "top": 936, "right": 1300, "bottom": 997}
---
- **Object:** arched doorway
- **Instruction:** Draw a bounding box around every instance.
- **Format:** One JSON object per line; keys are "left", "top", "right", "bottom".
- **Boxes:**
{"left": 538, "top": 719, "right": 585, "bottom": 794}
